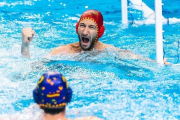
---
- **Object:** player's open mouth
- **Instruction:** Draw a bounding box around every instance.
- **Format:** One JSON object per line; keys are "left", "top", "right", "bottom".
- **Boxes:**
{"left": 82, "top": 37, "right": 89, "bottom": 43}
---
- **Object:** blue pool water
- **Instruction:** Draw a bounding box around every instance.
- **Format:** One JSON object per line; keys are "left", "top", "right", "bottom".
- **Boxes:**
{"left": 0, "top": 0, "right": 180, "bottom": 119}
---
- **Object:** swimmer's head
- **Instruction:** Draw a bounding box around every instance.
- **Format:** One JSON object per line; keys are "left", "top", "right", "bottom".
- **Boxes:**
{"left": 76, "top": 10, "right": 105, "bottom": 51}
{"left": 33, "top": 71, "right": 72, "bottom": 110}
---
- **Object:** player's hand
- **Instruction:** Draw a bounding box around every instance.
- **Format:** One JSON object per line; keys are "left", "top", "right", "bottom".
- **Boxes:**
{"left": 164, "top": 58, "right": 171, "bottom": 65}
{"left": 22, "top": 28, "right": 35, "bottom": 46}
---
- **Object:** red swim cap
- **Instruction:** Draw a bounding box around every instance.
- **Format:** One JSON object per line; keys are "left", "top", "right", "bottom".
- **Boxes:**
{"left": 76, "top": 10, "right": 105, "bottom": 38}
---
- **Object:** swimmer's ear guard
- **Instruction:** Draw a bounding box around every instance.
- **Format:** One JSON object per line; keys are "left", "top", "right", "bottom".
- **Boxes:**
{"left": 66, "top": 86, "right": 72, "bottom": 103}
{"left": 33, "top": 88, "right": 40, "bottom": 104}
{"left": 33, "top": 71, "right": 72, "bottom": 108}
{"left": 98, "top": 25, "right": 105, "bottom": 38}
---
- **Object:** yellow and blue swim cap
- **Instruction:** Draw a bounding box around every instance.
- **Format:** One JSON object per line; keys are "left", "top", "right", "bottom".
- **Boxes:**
{"left": 33, "top": 71, "right": 72, "bottom": 108}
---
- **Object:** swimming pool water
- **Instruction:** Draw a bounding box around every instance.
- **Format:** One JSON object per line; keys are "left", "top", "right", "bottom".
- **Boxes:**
{"left": 0, "top": 0, "right": 180, "bottom": 119}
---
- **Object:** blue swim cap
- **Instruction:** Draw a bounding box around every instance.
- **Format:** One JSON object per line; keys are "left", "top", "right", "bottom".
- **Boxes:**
{"left": 33, "top": 71, "right": 72, "bottom": 108}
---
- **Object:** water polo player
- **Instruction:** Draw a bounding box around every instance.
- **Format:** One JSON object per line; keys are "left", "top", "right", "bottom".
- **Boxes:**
{"left": 21, "top": 10, "right": 114, "bottom": 57}
{"left": 33, "top": 71, "right": 72, "bottom": 120}
{"left": 21, "top": 10, "right": 169, "bottom": 64}
{"left": 33, "top": 71, "right": 102, "bottom": 120}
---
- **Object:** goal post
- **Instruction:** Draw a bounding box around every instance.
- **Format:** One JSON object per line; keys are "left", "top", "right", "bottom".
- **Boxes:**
{"left": 155, "top": 0, "right": 164, "bottom": 64}
{"left": 121, "top": 0, "right": 128, "bottom": 24}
